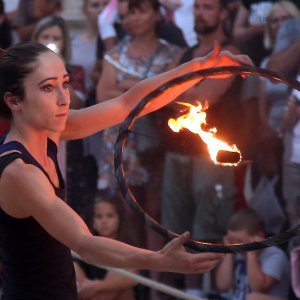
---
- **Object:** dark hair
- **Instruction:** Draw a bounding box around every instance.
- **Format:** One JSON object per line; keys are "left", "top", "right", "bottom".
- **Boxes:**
{"left": 15, "top": 0, "right": 62, "bottom": 26}
{"left": 0, "top": 42, "right": 51, "bottom": 119}
{"left": 227, "top": 208, "right": 265, "bottom": 235}
{"left": 32, "top": 15, "right": 70, "bottom": 62}
{"left": 128, "top": 0, "right": 160, "bottom": 12}
{"left": 85, "top": 190, "right": 135, "bottom": 244}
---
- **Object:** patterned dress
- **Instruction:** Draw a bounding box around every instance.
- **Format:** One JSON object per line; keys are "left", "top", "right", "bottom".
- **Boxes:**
{"left": 97, "top": 37, "right": 182, "bottom": 190}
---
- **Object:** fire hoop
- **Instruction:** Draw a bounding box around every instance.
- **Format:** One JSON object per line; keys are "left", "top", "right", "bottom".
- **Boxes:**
{"left": 114, "top": 65, "right": 300, "bottom": 253}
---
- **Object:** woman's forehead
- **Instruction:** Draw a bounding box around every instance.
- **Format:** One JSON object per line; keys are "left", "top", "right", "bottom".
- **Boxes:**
{"left": 29, "top": 51, "right": 67, "bottom": 78}
{"left": 95, "top": 201, "right": 115, "bottom": 211}
{"left": 39, "top": 24, "right": 63, "bottom": 35}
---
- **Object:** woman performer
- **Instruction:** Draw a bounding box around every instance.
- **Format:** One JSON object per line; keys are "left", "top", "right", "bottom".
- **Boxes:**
{"left": 0, "top": 42, "right": 250, "bottom": 299}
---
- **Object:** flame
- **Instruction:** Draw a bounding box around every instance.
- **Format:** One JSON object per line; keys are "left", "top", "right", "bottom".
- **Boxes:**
{"left": 168, "top": 102, "right": 242, "bottom": 166}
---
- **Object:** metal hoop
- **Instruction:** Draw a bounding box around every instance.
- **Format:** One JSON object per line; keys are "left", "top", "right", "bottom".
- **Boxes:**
{"left": 114, "top": 65, "right": 300, "bottom": 253}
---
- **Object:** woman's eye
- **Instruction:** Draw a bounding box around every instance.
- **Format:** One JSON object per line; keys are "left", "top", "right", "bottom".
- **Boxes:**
{"left": 63, "top": 81, "right": 70, "bottom": 89}
{"left": 42, "top": 84, "right": 53, "bottom": 92}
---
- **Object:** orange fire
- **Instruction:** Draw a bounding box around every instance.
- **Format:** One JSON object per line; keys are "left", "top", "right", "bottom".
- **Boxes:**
{"left": 168, "top": 102, "right": 242, "bottom": 166}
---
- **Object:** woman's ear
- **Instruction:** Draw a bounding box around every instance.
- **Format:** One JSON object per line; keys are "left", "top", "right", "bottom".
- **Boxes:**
{"left": 4, "top": 92, "right": 21, "bottom": 113}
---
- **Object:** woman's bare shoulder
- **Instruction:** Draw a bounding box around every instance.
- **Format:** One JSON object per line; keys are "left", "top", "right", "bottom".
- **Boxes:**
{"left": 0, "top": 158, "right": 41, "bottom": 218}
{"left": 1, "top": 157, "right": 38, "bottom": 180}
{"left": 0, "top": 158, "right": 51, "bottom": 202}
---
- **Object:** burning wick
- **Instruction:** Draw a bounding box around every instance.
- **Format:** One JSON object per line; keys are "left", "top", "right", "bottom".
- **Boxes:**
{"left": 168, "top": 102, "right": 242, "bottom": 166}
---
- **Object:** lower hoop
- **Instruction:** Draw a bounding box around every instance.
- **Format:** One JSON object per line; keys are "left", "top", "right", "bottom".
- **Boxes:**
{"left": 114, "top": 65, "right": 300, "bottom": 253}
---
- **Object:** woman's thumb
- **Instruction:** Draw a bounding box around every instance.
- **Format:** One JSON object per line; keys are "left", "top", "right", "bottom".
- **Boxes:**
{"left": 170, "top": 232, "right": 190, "bottom": 249}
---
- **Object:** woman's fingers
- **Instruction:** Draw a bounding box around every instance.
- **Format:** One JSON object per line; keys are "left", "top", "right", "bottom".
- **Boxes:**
{"left": 188, "top": 252, "right": 225, "bottom": 273}
{"left": 159, "top": 233, "right": 226, "bottom": 274}
{"left": 211, "top": 41, "right": 222, "bottom": 60}
{"left": 160, "top": 232, "right": 190, "bottom": 254}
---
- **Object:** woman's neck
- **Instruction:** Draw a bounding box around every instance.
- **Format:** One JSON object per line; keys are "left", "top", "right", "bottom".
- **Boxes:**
{"left": 6, "top": 125, "right": 49, "bottom": 164}
{"left": 129, "top": 32, "right": 160, "bottom": 56}
{"left": 82, "top": 22, "right": 98, "bottom": 41}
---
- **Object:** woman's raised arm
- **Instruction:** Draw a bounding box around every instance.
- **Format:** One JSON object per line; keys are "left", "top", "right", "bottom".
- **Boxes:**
{"left": 61, "top": 45, "right": 251, "bottom": 141}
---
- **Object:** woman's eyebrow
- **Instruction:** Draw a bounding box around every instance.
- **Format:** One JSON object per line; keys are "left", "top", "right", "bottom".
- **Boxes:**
{"left": 38, "top": 74, "right": 69, "bottom": 85}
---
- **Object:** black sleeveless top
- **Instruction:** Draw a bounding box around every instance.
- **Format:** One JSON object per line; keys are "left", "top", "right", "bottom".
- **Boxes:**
{"left": 0, "top": 135, "right": 77, "bottom": 299}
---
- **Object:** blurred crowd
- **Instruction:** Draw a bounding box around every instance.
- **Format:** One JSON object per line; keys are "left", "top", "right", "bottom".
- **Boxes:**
{"left": 1, "top": 0, "right": 300, "bottom": 299}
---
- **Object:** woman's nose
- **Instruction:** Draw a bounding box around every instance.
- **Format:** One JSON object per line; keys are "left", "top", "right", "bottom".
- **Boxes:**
{"left": 57, "top": 88, "right": 70, "bottom": 106}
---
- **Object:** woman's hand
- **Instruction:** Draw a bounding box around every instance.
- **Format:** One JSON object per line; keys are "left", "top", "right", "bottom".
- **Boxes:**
{"left": 194, "top": 43, "right": 253, "bottom": 78}
{"left": 157, "top": 232, "right": 225, "bottom": 273}
{"left": 78, "top": 279, "right": 100, "bottom": 299}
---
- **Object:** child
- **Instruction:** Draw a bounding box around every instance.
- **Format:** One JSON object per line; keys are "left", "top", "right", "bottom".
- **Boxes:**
{"left": 74, "top": 190, "right": 137, "bottom": 300}
{"left": 215, "top": 208, "right": 290, "bottom": 300}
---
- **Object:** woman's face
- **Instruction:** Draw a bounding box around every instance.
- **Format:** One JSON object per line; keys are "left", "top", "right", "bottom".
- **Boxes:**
{"left": 129, "top": 2, "right": 160, "bottom": 36}
{"left": 36, "top": 25, "right": 64, "bottom": 55}
{"left": 19, "top": 51, "right": 70, "bottom": 132}
{"left": 85, "top": 0, "right": 109, "bottom": 24}
{"left": 119, "top": 1, "right": 133, "bottom": 34}
{"left": 93, "top": 202, "right": 120, "bottom": 239}
{"left": 268, "top": 7, "right": 293, "bottom": 40}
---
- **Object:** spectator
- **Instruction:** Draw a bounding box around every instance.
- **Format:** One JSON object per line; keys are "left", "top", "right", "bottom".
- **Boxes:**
{"left": 2, "top": 0, "right": 19, "bottom": 23}
{"left": 97, "top": 0, "right": 120, "bottom": 51}
{"left": 267, "top": 17, "right": 300, "bottom": 77}
{"left": 252, "top": 2, "right": 300, "bottom": 214}
{"left": 73, "top": 190, "right": 138, "bottom": 300}
{"left": 0, "top": 0, "right": 12, "bottom": 49}
{"left": 232, "top": 0, "right": 274, "bottom": 66}
{"left": 159, "top": 0, "right": 197, "bottom": 47}
{"left": 290, "top": 245, "right": 300, "bottom": 299}
{"left": 70, "top": 0, "right": 111, "bottom": 212}
{"left": 215, "top": 208, "right": 290, "bottom": 300}
{"left": 71, "top": 0, "right": 109, "bottom": 104}
{"left": 32, "top": 15, "right": 70, "bottom": 64}
{"left": 160, "top": 0, "right": 246, "bottom": 296}
{"left": 97, "top": 0, "right": 186, "bottom": 52}
{"left": 0, "top": 0, "right": 12, "bottom": 137}
{"left": 14, "top": 0, "right": 62, "bottom": 42}
{"left": 96, "top": 0, "right": 182, "bottom": 254}
{"left": 259, "top": 1, "right": 299, "bottom": 133}
{"left": 281, "top": 73, "right": 300, "bottom": 251}
{"left": 94, "top": 0, "right": 186, "bottom": 108}
{"left": 93, "top": 0, "right": 132, "bottom": 108}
